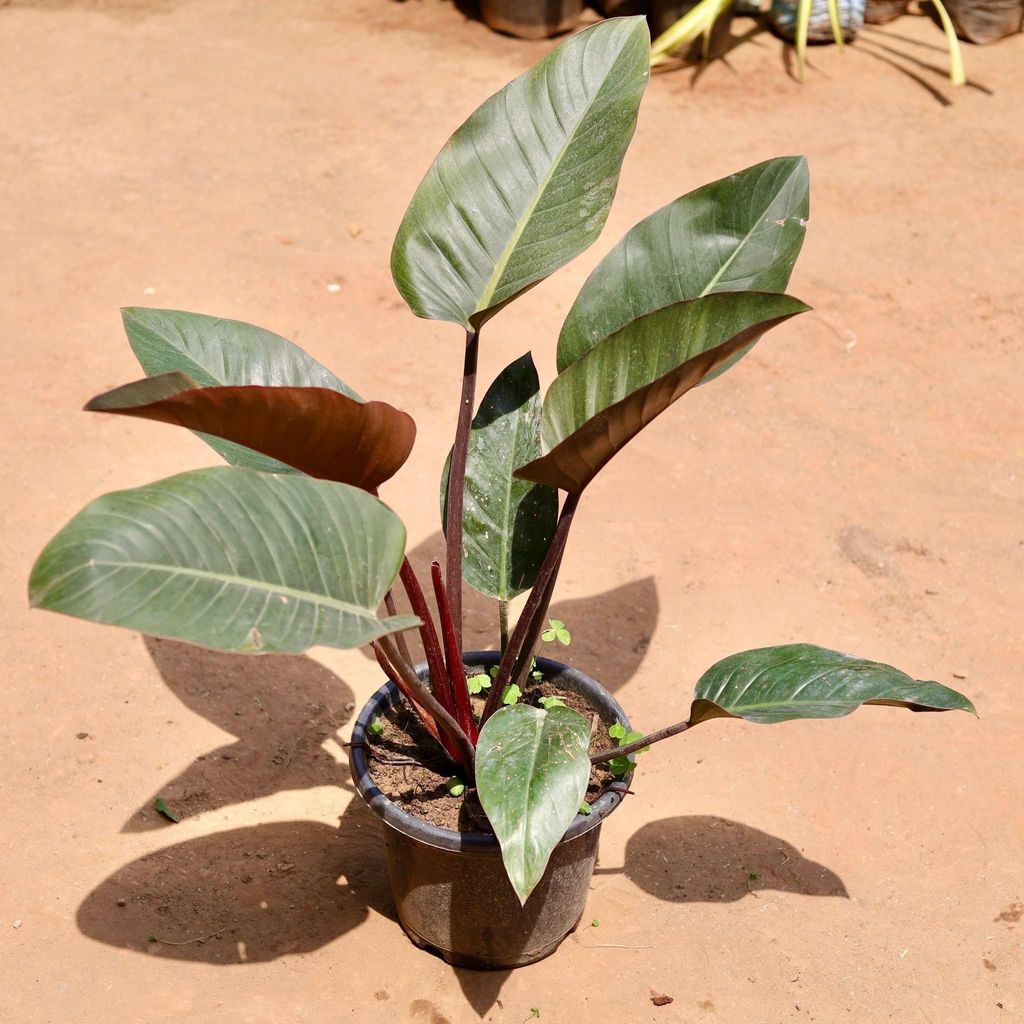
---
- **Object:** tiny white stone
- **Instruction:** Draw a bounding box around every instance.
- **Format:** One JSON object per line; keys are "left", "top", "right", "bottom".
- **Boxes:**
{"left": 326, "top": 282, "right": 342, "bottom": 294}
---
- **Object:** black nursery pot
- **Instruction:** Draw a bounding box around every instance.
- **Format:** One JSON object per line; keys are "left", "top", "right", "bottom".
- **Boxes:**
{"left": 349, "top": 651, "right": 632, "bottom": 969}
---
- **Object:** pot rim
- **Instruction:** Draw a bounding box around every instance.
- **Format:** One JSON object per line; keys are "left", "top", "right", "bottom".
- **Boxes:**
{"left": 349, "top": 650, "right": 633, "bottom": 855}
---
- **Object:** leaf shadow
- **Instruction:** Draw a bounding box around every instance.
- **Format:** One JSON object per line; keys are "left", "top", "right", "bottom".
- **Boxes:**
{"left": 78, "top": 805, "right": 395, "bottom": 963}
{"left": 123, "top": 637, "right": 357, "bottom": 832}
{"left": 602, "top": 815, "right": 848, "bottom": 901}
{"left": 383, "top": 531, "right": 658, "bottom": 694}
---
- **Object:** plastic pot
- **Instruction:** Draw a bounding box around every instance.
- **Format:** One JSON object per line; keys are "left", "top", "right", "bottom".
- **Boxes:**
{"left": 770, "top": 0, "right": 866, "bottom": 41}
{"left": 479, "top": 0, "right": 584, "bottom": 39}
{"left": 349, "top": 651, "right": 632, "bottom": 969}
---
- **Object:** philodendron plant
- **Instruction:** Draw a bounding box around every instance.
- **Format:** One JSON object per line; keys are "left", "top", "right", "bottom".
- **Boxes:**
{"left": 30, "top": 16, "right": 973, "bottom": 906}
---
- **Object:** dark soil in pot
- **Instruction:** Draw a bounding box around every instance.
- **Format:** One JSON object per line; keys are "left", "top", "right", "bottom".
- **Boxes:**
{"left": 366, "top": 674, "right": 622, "bottom": 833}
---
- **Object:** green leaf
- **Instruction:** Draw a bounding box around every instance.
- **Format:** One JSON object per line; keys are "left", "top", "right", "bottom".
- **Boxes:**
{"left": 391, "top": 17, "right": 650, "bottom": 330}
{"left": 86, "top": 372, "right": 416, "bottom": 491}
{"left": 516, "top": 292, "right": 808, "bottom": 493}
{"left": 29, "top": 467, "right": 419, "bottom": 653}
{"left": 688, "top": 644, "right": 977, "bottom": 726}
{"left": 578, "top": 802, "right": 592, "bottom": 816}
{"left": 542, "top": 618, "right": 571, "bottom": 644}
{"left": 538, "top": 695, "right": 567, "bottom": 709}
{"left": 608, "top": 722, "right": 627, "bottom": 740}
{"left": 476, "top": 704, "right": 592, "bottom": 904}
{"left": 467, "top": 672, "right": 492, "bottom": 694}
{"left": 446, "top": 777, "right": 466, "bottom": 797}
{"left": 121, "top": 308, "right": 358, "bottom": 473}
{"left": 440, "top": 355, "right": 557, "bottom": 600}
{"left": 154, "top": 798, "right": 180, "bottom": 823}
{"left": 502, "top": 683, "right": 523, "bottom": 706}
{"left": 557, "top": 157, "right": 810, "bottom": 372}
{"left": 368, "top": 717, "right": 385, "bottom": 738}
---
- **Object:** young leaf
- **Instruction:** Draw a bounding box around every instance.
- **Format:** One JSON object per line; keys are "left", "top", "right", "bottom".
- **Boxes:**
{"left": 608, "top": 722, "right": 627, "bottom": 741}
{"left": 578, "top": 801, "right": 592, "bottom": 816}
{"left": 541, "top": 619, "right": 571, "bottom": 645}
{"left": 29, "top": 468, "right": 419, "bottom": 653}
{"left": 367, "top": 717, "right": 385, "bottom": 738}
{"left": 688, "top": 644, "right": 977, "bottom": 726}
{"left": 86, "top": 373, "right": 416, "bottom": 491}
{"left": 440, "top": 354, "right": 557, "bottom": 600}
{"left": 446, "top": 777, "right": 466, "bottom": 797}
{"left": 517, "top": 292, "right": 808, "bottom": 493}
{"left": 556, "top": 157, "right": 810, "bottom": 372}
{"left": 122, "top": 308, "right": 358, "bottom": 474}
{"left": 391, "top": 17, "right": 650, "bottom": 330}
{"left": 538, "top": 695, "right": 567, "bottom": 709}
{"left": 502, "top": 684, "right": 523, "bottom": 706}
{"left": 475, "top": 704, "right": 592, "bottom": 904}
{"left": 467, "top": 673, "right": 492, "bottom": 694}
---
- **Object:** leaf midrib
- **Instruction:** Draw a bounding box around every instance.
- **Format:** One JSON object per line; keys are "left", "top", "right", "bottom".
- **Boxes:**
{"left": 475, "top": 32, "right": 619, "bottom": 317}
{"left": 85, "top": 558, "right": 383, "bottom": 618}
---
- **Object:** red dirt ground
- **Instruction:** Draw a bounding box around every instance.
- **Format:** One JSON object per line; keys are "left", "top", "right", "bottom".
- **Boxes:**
{"left": 2, "top": 2, "right": 1022, "bottom": 1021}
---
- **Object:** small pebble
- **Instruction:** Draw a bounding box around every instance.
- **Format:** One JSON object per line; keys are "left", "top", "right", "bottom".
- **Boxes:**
{"left": 953, "top": 671, "right": 967, "bottom": 680}
{"left": 116, "top": 898, "right": 127, "bottom": 908}
{"left": 13, "top": 919, "right": 22, "bottom": 929}
{"left": 325, "top": 282, "right": 342, "bottom": 293}
{"left": 76, "top": 732, "right": 90, "bottom": 740}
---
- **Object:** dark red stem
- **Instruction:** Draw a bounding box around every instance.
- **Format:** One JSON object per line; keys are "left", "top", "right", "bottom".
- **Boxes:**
{"left": 445, "top": 328, "right": 480, "bottom": 652}
{"left": 481, "top": 492, "right": 581, "bottom": 725}
{"left": 589, "top": 720, "right": 691, "bottom": 764}
{"left": 383, "top": 589, "right": 412, "bottom": 666}
{"left": 431, "top": 560, "right": 479, "bottom": 744}
{"left": 399, "top": 557, "right": 454, "bottom": 715}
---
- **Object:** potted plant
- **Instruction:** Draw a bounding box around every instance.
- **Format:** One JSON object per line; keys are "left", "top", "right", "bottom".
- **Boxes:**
{"left": 29, "top": 16, "right": 974, "bottom": 970}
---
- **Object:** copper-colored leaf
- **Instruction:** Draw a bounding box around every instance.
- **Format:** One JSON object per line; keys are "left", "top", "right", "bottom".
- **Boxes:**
{"left": 86, "top": 372, "right": 415, "bottom": 491}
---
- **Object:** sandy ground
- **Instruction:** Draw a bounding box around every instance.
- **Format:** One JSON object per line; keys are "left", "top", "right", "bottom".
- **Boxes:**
{"left": 2, "top": 1, "right": 1022, "bottom": 1021}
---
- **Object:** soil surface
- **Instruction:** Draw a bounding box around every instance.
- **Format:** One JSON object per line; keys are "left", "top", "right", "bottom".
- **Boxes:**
{"left": 368, "top": 676, "right": 620, "bottom": 831}
{"left": 2, "top": 2, "right": 1022, "bottom": 1023}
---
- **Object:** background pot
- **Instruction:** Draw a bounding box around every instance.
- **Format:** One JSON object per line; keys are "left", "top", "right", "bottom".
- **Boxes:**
{"left": 770, "top": 0, "right": 866, "bottom": 41}
{"left": 864, "top": 0, "right": 909, "bottom": 24}
{"left": 479, "top": 0, "right": 585, "bottom": 39}
{"left": 350, "top": 651, "right": 632, "bottom": 969}
{"left": 941, "top": 0, "right": 1023, "bottom": 43}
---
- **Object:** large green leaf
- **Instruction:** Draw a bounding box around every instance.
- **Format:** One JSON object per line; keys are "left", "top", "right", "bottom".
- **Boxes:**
{"left": 516, "top": 292, "right": 808, "bottom": 492}
{"left": 557, "top": 157, "right": 810, "bottom": 372}
{"left": 689, "top": 644, "right": 976, "bottom": 726}
{"left": 86, "top": 372, "right": 416, "bottom": 491}
{"left": 121, "top": 308, "right": 357, "bottom": 473}
{"left": 28, "top": 468, "right": 419, "bottom": 653}
{"left": 390, "top": 17, "right": 650, "bottom": 330}
{"left": 440, "top": 355, "right": 558, "bottom": 600}
{"left": 475, "top": 704, "right": 592, "bottom": 905}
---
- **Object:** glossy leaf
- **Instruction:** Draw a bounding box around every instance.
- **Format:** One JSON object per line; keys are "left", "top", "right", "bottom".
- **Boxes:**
{"left": 440, "top": 355, "right": 558, "bottom": 599}
{"left": 688, "top": 644, "right": 977, "bottom": 726}
{"left": 28, "top": 468, "right": 419, "bottom": 653}
{"left": 86, "top": 372, "right": 416, "bottom": 491}
{"left": 517, "top": 292, "right": 808, "bottom": 492}
{"left": 122, "top": 307, "right": 358, "bottom": 473}
{"left": 391, "top": 17, "right": 650, "bottom": 330}
{"left": 556, "top": 157, "right": 809, "bottom": 372}
{"left": 475, "top": 704, "right": 592, "bottom": 904}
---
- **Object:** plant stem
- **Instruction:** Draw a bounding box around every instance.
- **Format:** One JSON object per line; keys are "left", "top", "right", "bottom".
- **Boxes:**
{"left": 589, "top": 720, "right": 691, "bottom": 765}
{"left": 507, "top": 554, "right": 562, "bottom": 690}
{"left": 383, "top": 589, "right": 412, "bottom": 666}
{"left": 445, "top": 328, "right": 480, "bottom": 652}
{"left": 481, "top": 492, "right": 580, "bottom": 724}
{"left": 399, "top": 557, "right": 454, "bottom": 714}
{"left": 430, "top": 560, "right": 479, "bottom": 744}
{"left": 498, "top": 599, "right": 510, "bottom": 654}
{"left": 370, "top": 639, "right": 447, "bottom": 749}
{"left": 377, "top": 634, "right": 476, "bottom": 782}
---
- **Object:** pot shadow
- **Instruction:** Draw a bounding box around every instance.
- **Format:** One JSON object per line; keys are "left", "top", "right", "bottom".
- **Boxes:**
{"left": 377, "top": 531, "right": 658, "bottom": 694}
{"left": 78, "top": 803, "right": 395, "bottom": 963}
{"left": 123, "top": 637, "right": 356, "bottom": 832}
{"left": 602, "top": 815, "right": 848, "bottom": 901}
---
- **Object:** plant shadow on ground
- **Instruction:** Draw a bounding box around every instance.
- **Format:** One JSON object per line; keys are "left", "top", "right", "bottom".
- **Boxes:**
{"left": 602, "top": 815, "right": 848, "bottom": 901}
{"left": 122, "top": 637, "right": 358, "bottom": 832}
{"left": 77, "top": 805, "right": 395, "bottom": 963}
{"left": 380, "top": 531, "right": 659, "bottom": 695}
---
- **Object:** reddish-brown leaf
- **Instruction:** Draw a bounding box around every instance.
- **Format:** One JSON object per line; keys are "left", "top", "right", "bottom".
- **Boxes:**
{"left": 86, "top": 372, "right": 415, "bottom": 491}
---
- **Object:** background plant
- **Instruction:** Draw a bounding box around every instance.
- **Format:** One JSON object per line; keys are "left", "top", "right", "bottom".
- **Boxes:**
{"left": 30, "top": 16, "right": 973, "bottom": 906}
